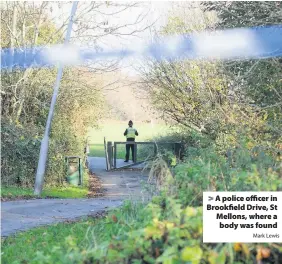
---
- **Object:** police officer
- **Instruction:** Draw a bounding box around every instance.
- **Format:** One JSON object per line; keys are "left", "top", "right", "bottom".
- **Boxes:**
{"left": 124, "top": 120, "right": 138, "bottom": 162}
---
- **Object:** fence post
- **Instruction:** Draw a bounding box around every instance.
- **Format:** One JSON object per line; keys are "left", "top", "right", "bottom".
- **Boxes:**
{"left": 114, "top": 143, "right": 117, "bottom": 169}
{"left": 104, "top": 137, "right": 109, "bottom": 171}
{"left": 112, "top": 146, "right": 114, "bottom": 169}
{"left": 107, "top": 141, "right": 112, "bottom": 170}
{"left": 78, "top": 157, "right": 83, "bottom": 186}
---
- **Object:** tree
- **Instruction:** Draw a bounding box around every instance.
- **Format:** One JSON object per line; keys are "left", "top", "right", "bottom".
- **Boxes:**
{"left": 202, "top": 1, "right": 282, "bottom": 144}
{"left": 138, "top": 1, "right": 281, "bottom": 152}
{"left": 201, "top": 1, "right": 282, "bottom": 110}
{"left": 202, "top": 1, "right": 282, "bottom": 29}
{"left": 138, "top": 3, "right": 226, "bottom": 138}
{"left": 1, "top": 1, "right": 152, "bottom": 186}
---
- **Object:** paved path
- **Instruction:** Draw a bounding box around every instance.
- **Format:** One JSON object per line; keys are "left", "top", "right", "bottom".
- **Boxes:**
{"left": 1, "top": 157, "right": 150, "bottom": 237}
{"left": 1, "top": 198, "right": 122, "bottom": 236}
{"left": 87, "top": 157, "right": 149, "bottom": 199}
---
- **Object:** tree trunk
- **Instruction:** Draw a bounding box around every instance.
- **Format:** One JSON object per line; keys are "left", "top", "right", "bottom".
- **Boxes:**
{"left": 9, "top": 3, "right": 17, "bottom": 72}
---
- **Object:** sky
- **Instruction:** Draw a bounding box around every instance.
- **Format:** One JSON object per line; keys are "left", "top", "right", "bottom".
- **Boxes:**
{"left": 47, "top": 1, "right": 173, "bottom": 76}
{"left": 117, "top": 1, "right": 172, "bottom": 75}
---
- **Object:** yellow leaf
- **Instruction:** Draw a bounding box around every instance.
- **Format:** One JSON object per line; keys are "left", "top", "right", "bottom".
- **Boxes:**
{"left": 246, "top": 141, "right": 254, "bottom": 149}
{"left": 165, "top": 222, "right": 175, "bottom": 230}
{"left": 144, "top": 226, "right": 163, "bottom": 239}
{"left": 181, "top": 246, "right": 202, "bottom": 264}
{"left": 256, "top": 247, "right": 262, "bottom": 261}
{"left": 208, "top": 251, "right": 218, "bottom": 264}
{"left": 261, "top": 247, "right": 271, "bottom": 259}
{"left": 185, "top": 207, "right": 197, "bottom": 217}
{"left": 263, "top": 112, "right": 268, "bottom": 120}
{"left": 234, "top": 243, "right": 241, "bottom": 252}
{"left": 153, "top": 218, "right": 159, "bottom": 225}
{"left": 198, "top": 226, "right": 203, "bottom": 234}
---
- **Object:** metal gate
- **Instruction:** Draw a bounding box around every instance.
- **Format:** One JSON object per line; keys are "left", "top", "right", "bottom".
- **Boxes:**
{"left": 104, "top": 140, "right": 183, "bottom": 170}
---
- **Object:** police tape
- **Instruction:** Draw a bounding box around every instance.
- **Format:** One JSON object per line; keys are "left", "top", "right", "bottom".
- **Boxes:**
{"left": 1, "top": 25, "right": 282, "bottom": 70}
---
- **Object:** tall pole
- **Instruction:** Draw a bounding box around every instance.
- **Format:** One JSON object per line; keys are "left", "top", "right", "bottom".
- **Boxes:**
{"left": 34, "top": 1, "right": 78, "bottom": 195}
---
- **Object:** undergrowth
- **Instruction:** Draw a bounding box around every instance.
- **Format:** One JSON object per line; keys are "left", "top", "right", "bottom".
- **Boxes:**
{"left": 2, "top": 143, "right": 282, "bottom": 264}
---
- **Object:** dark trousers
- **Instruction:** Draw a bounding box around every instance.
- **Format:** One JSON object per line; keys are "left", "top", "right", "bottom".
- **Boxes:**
{"left": 125, "top": 142, "right": 135, "bottom": 161}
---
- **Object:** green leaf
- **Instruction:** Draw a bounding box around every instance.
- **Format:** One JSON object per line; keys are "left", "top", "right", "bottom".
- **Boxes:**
{"left": 217, "top": 248, "right": 226, "bottom": 264}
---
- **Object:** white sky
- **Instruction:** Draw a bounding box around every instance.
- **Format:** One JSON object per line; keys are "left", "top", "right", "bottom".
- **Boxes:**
{"left": 48, "top": 1, "right": 173, "bottom": 75}
{"left": 108, "top": 1, "right": 171, "bottom": 75}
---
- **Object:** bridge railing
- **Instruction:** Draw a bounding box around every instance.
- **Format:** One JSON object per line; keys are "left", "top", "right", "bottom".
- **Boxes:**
{"left": 106, "top": 141, "right": 184, "bottom": 170}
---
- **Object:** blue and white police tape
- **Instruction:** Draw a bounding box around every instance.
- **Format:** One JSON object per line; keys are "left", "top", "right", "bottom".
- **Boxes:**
{"left": 1, "top": 25, "right": 282, "bottom": 70}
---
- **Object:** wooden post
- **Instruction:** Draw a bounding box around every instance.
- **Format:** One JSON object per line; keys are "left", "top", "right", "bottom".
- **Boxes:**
{"left": 104, "top": 137, "right": 109, "bottom": 171}
{"left": 78, "top": 157, "right": 83, "bottom": 186}
{"left": 107, "top": 141, "right": 112, "bottom": 170}
{"left": 112, "top": 146, "right": 114, "bottom": 168}
{"left": 114, "top": 142, "right": 117, "bottom": 169}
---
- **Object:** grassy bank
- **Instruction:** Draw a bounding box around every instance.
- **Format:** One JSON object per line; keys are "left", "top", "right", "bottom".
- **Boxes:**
{"left": 1, "top": 186, "right": 89, "bottom": 200}
{"left": 1, "top": 170, "right": 90, "bottom": 200}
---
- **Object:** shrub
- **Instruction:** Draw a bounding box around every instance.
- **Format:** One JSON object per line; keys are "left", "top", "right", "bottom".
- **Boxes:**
{"left": 173, "top": 146, "right": 282, "bottom": 207}
{"left": 32, "top": 197, "right": 282, "bottom": 264}
{"left": 1, "top": 67, "right": 104, "bottom": 187}
{"left": 1, "top": 120, "right": 41, "bottom": 186}
{"left": 1, "top": 118, "right": 85, "bottom": 187}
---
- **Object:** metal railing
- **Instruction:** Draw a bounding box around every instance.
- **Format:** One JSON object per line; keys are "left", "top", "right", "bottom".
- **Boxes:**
{"left": 106, "top": 141, "right": 183, "bottom": 170}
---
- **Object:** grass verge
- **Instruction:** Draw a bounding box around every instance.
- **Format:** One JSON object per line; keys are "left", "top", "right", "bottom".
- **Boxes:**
{"left": 1, "top": 186, "right": 89, "bottom": 200}
{"left": 1, "top": 216, "right": 98, "bottom": 263}
{"left": 1, "top": 201, "right": 147, "bottom": 264}
{"left": 2, "top": 171, "right": 90, "bottom": 200}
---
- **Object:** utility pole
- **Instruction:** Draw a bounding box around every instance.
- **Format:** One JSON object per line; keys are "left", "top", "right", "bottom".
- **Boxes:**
{"left": 34, "top": 1, "right": 78, "bottom": 195}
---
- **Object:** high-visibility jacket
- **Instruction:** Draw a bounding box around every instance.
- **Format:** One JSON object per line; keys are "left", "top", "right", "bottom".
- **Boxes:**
{"left": 124, "top": 127, "right": 138, "bottom": 140}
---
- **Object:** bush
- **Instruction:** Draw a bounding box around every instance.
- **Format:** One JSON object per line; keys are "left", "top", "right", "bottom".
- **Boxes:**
{"left": 1, "top": 118, "right": 85, "bottom": 187}
{"left": 1, "top": 68, "right": 104, "bottom": 187}
{"left": 1, "top": 120, "right": 41, "bottom": 186}
{"left": 31, "top": 197, "right": 282, "bottom": 264}
{"left": 173, "top": 146, "right": 282, "bottom": 207}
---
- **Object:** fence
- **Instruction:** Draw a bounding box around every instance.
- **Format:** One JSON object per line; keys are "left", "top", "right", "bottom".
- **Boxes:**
{"left": 105, "top": 141, "right": 183, "bottom": 170}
